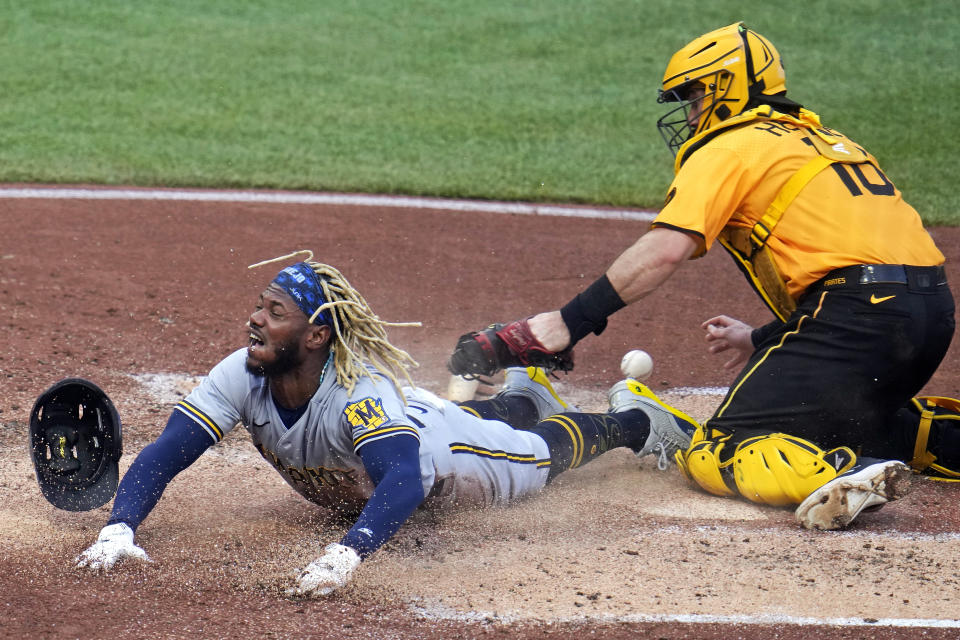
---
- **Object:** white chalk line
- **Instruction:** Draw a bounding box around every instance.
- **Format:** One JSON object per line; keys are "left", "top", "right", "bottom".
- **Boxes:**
{"left": 409, "top": 601, "right": 960, "bottom": 628}
{"left": 675, "top": 522, "right": 960, "bottom": 543}
{"left": 667, "top": 385, "right": 729, "bottom": 396}
{"left": 0, "top": 186, "right": 657, "bottom": 221}
{"left": 414, "top": 523, "right": 960, "bottom": 628}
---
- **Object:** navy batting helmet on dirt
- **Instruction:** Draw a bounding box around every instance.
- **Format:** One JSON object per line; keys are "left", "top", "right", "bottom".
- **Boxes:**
{"left": 29, "top": 378, "right": 122, "bottom": 511}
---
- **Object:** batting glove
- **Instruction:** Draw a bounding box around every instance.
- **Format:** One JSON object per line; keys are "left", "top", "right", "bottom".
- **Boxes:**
{"left": 75, "top": 522, "right": 151, "bottom": 571}
{"left": 288, "top": 543, "right": 362, "bottom": 597}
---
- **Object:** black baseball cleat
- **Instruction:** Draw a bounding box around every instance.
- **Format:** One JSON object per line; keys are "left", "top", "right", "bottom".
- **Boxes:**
{"left": 795, "top": 458, "right": 914, "bottom": 531}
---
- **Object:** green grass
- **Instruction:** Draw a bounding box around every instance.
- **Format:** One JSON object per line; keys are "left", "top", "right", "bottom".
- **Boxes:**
{"left": 2, "top": 0, "right": 958, "bottom": 222}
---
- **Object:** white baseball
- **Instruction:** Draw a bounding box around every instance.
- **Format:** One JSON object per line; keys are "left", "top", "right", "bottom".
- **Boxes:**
{"left": 620, "top": 349, "right": 653, "bottom": 381}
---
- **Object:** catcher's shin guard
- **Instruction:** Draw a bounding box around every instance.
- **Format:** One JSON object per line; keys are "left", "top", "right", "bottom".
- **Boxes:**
{"left": 676, "top": 430, "right": 857, "bottom": 506}
{"left": 675, "top": 427, "right": 736, "bottom": 497}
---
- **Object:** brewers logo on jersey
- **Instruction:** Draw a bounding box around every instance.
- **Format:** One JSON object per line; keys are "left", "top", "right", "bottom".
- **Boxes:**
{"left": 344, "top": 397, "right": 387, "bottom": 430}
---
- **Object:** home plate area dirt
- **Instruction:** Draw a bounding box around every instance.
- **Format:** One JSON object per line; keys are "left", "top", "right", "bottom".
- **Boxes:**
{"left": 3, "top": 191, "right": 960, "bottom": 639}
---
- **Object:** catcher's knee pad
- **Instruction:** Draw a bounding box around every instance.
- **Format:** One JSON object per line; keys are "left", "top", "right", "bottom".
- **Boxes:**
{"left": 675, "top": 426, "right": 736, "bottom": 497}
{"left": 676, "top": 430, "right": 856, "bottom": 506}
{"left": 731, "top": 434, "right": 856, "bottom": 506}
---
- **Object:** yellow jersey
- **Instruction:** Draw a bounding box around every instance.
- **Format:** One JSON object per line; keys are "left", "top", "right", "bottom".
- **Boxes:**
{"left": 652, "top": 109, "right": 944, "bottom": 298}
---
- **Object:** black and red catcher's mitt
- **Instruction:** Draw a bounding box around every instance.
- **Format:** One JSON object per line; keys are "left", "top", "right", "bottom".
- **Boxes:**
{"left": 447, "top": 319, "right": 574, "bottom": 378}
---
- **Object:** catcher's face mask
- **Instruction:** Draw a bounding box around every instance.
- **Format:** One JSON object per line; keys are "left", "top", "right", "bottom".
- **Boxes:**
{"left": 657, "top": 22, "right": 786, "bottom": 156}
{"left": 29, "top": 378, "right": 122, "bottom": 511}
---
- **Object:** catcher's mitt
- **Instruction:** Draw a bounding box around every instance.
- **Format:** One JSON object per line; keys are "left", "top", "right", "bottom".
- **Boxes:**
{"left": 29, "top": 378, "right": 122, "bottom": 511}
{"left": 447, "top": 319, "right": 574, "bottom": 377}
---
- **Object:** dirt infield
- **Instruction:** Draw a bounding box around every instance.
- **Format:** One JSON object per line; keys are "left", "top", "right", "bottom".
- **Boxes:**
{"left": 3, "top": 187, "right": 960, "bottom": 639}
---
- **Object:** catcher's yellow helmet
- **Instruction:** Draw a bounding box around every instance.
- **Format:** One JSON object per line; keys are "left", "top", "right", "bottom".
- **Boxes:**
{"left": 657, "top": 22, "right": 786, "bottom": 155}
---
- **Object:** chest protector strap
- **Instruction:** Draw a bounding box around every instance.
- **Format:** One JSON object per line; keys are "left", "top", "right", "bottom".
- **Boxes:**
{"left": 713, "top": 115, "right": 869, "bottom": 320}
{"left": 718, "top": 154, "right": 831, "bottom": 321}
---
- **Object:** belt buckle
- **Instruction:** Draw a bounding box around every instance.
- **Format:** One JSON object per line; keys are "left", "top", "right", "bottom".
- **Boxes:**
{"left": 859, "top": 264, "right": 906, "bottom": 285}
{"left": 859, "top": 265, "right": 879, "bottom": 285}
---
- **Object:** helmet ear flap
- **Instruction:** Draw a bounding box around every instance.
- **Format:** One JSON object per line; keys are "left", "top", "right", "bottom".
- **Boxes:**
{"left": 693, "top": 70, "right": 735, "bottom": 132}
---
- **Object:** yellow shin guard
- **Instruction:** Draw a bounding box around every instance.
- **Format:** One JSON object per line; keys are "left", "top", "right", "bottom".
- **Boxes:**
{"left": 676, "top": 430, "right": 856, "bottom": 506}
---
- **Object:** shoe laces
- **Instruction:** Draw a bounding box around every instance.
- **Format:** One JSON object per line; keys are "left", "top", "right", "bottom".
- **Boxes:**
{"left": 651, "top": 442, "right": 671, "bottom": 471}
{"left": 644, "top": 425, "right": 689, "bottom": 471}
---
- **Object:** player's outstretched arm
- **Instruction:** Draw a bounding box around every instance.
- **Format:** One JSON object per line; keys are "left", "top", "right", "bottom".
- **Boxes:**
{"left": 448, "top": 228, "right": 698, "bottom": 376}
{"left": 76, "top": 411, "right": 213, "bottom": 571}
{"left": 288, "top": 433, "right": 424, "bottom": 597}
{"left": 534, "top": 228, "right": 698, "bottom": 349}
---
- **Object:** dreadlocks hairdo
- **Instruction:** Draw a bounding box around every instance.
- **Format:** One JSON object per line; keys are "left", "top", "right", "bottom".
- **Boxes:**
{"left": 249, "top": 251, "right": 421, "bottom": 397}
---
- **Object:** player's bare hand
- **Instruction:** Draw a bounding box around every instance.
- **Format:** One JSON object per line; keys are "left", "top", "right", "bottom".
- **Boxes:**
{"left": 526, "top": 311, "right": 572, "bottom": 353}
{"left": 702, "top": 315, "right": 754, "bottom": 370}
{"left": 287, "top": 543, "right": 361, "bottom": 597}
{"left": 75, "top": 523, "right": 151, "bottom": 571}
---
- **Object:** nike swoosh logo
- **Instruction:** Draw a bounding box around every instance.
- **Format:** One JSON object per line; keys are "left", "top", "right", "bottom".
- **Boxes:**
{"left": 252, "top": 420, "right": 270, "bottom": 429}
{"left": 870, "top": 294, "right": 896, "bottom": 304}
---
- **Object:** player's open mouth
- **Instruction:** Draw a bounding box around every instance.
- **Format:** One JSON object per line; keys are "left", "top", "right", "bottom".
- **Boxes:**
{"left": 248, "top": 332, "right": 265, "bottom": 350}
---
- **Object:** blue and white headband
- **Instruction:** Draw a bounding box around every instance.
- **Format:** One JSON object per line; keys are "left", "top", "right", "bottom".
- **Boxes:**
{"left": 271, "top": 262, "right": 333, "bottom": 326}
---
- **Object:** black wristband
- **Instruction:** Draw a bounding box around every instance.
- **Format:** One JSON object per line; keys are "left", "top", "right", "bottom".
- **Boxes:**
{"left": 559, "top": 274, "right": 626, "bottom": 345}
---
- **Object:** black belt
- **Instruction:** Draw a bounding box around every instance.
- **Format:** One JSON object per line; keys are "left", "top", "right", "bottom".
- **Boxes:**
{"left": 819, "top": 264, "right": 947, "bottom": 290}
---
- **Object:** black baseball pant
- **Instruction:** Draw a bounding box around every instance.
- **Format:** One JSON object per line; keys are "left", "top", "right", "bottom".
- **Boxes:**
{"left": 706, "top": 264, "right": 955, "bottom": 461}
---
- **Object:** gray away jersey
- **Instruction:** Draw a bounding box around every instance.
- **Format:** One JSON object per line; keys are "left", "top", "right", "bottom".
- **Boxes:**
{"left": 175, "top": 348, "right": 552, "bottom": 513}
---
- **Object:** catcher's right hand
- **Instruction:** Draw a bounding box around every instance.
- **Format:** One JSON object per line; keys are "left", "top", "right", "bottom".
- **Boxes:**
{"left": 447, "top": 319, "right": 574, "bottom": 377}
{"left": 76, "top": 522, "right": 151, "bottom": 571}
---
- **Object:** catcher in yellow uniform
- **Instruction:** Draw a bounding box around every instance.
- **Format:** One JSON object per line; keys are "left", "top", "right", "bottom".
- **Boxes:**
{"left": 448, "top": 23, "right": 957, "bottom": 530}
